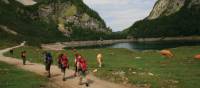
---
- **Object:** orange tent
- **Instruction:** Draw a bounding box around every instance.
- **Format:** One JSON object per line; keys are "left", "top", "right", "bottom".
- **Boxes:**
{"left": 194, "top": 54, "right": 200, "bottom": 60}
{"left": 160, "top": 50, "right": 173, "bottom": 58}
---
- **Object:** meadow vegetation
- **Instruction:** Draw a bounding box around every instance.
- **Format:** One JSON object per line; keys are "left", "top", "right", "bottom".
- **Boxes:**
{"left": 0, "top": 61, "right": 47, "bottom": 88}
{"left": 4, "top": 46, "right": 200, "bottom": 88}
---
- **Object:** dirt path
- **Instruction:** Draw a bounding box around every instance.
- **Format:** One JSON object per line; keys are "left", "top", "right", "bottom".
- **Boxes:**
{"left": 0, "top": 43, "right": 135, "bottom": 88}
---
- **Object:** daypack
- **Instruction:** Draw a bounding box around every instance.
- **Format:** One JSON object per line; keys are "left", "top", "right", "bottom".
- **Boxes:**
{"left": 79, "top": 58, "right": 87, "bottom": 71}
{"left": 46, "top": 53, "right": 53, "bottom": 64}
{"left": 61, "top": 55, "right": 69, "bottom": 68}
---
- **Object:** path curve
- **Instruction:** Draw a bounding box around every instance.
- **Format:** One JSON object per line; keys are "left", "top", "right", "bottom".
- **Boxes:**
{"left": 0, "top": 43, "right": 135, "bottom": 88}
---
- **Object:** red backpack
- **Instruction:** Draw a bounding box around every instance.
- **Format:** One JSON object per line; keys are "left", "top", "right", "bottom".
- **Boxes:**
{"left": 61, "top": 55, "right": 69, "bottom": 68}
{"left": 80, "top": 58, "right": 87, "bottom": 71}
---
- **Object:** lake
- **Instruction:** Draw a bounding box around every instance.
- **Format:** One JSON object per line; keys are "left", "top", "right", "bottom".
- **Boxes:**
{"left": 66, "top": 40, "right": 200, "bottom": 51}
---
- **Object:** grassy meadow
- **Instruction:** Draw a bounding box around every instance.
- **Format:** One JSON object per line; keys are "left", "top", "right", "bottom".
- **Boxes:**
{"left": 0, "top": 61, "right": 48, "bottom": 88}
{"left": 4, "top": 46, "right": 200, "bottom": 88}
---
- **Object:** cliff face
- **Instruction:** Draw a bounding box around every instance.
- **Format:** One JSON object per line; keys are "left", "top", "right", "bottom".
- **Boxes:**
{"left": 126, "top": 0, "right": 200, "bottom": 38}
{"left": 148, "top": 0, "right": 185, "bottom": 20}
{"left": 0, "top": 0, "right": 111, "bottom": 46}
{"left": 36, "top": 0, "right": 110, "bottom": 36}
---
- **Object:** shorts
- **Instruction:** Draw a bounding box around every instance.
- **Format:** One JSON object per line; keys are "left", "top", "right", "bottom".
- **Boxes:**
{"left": 78, "top": 69, "right": 87, "bottom": 77}
{"left": 61, "top": 66, "right": 66, "bottom": 72}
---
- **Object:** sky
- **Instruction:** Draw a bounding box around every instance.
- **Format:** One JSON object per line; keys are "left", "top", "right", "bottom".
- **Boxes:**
{"left": 83, "top": 0, "right": 157, "bottom": 32}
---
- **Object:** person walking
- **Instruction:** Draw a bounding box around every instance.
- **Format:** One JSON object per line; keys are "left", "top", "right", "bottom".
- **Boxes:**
{"left": 96, "top": 53, "right": 103, "bottom": 68}
{"left": 73, "top": 53, "right": 80, "bottom": 77}
{"left": 45, "top": 52, "right": 53, "bottom": 78}
{"left": 57, "top": 53, "right": 63, "bottom": 69}
{"left": 77, "top": 55, "right": 89, "bottom": 87}
{"left": 10, "top": 49, "right": 14, "bottom": 55}
{"left": 60, "top": 53, "right": 69, "bottom": 81}
{"left": 21, "top": 51, "right": 26, "bottom": 65}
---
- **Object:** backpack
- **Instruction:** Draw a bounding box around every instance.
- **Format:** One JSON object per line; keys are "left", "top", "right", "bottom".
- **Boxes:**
{"left": 80, "top": 58, "right": 87, "bottom": 71}
{"left": 61, "top": 56, "right": 69, "bottom": 68}
{"left": 46, "top": 53, "right": 53, "bottom": 64}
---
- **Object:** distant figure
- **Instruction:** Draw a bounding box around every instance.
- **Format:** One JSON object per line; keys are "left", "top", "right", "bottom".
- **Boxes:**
{"left": 21, "top": 51, "right": 26, "bottom": 65}
{"left": 160, "top": 50, "right": 174, "bottom": 58}
{"left": 60, "top": 53, "right": 69, "bottom": 81}
{"left": 77, "top": 55, "right": 89, "bottom": 87}
{"left": 45, "top": 52, "right": 53, "bottom": 78}
{"left": 97, "top": 53, "right": 103, "bottom": 68}
{"left": 9, "top": 49, "right": 14, "bottom": 55}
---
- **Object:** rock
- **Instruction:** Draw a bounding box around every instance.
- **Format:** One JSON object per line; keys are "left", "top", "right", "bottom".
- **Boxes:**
{"left": 93, "top": 69, "right": 98, "bottom": 73}
{"left": 132, "top": 72, "right": 137, "bottom": 74}
{"left": 148, "top": 72, "right": 154, "bottom": 76}
{"left": 135, "top": 57, "right": 141, "bottom": 59}
{"left": 112, "top": 71, "right": 125, "bottom": 76}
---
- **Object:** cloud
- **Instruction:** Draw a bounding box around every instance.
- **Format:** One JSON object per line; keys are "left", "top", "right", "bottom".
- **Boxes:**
{"left": 83, "top": 0, "right": 157, "bottom": 31}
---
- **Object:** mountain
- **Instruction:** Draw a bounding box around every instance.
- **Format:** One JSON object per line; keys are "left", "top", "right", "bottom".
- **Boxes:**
{"left": 0, "top": 0, "right": 111, "bottom": 47}
{"left": 126, "top": 0, "right": 200, "bottom": 38}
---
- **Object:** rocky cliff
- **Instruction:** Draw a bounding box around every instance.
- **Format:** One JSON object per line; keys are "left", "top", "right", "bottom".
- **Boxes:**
{"left": 0, "top": 0, "right": 111, "bottom": 46}
{"left": 148, "top": 0, "right": 185, "bottom": 20}
{"left": 126, "top": 0, "right": 200, "bottom": 38}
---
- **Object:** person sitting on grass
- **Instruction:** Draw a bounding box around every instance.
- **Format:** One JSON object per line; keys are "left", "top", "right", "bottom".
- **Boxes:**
{"left": 21, "top": 51, "right": 26, "bottom": 65}
{"left": 45, "top": 52, "right": 53, "bottom": 78}
{"left": 77, "top": 54, "right": 89, "bottom": 87}
{"left": 60, "top": 53, "right": 69, "bottom": 81}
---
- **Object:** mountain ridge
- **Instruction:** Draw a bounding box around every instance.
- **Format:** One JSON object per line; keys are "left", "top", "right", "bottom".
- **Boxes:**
{"left": 0, "top": 0, "right": 113, "bottom": 47}
{"left": 126, "top": 0, "right": 200, "bottom": 38}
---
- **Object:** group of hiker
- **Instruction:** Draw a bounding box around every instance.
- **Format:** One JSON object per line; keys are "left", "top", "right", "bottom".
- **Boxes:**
{"left": 42, "top": 51, "right": 90, "bottom": 86}
{"left": 11, "top": 48, "right": 103, "bottom": 87}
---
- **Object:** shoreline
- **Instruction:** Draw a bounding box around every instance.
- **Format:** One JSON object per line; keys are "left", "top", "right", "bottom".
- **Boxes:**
{"left": 41, "top": 36, "right": 200, "bottom": 50}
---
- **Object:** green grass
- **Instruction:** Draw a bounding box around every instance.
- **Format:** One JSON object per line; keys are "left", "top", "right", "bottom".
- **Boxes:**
{"left": 4, "top": 46, "right": 200, "bottom": 88}
{"left": 0, "top": 61, "right": 48, "bottom": 88}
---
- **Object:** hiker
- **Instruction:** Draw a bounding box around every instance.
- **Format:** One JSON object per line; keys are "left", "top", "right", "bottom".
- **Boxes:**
{"left": 57, "top": 53, "right": 63, "bottom": 69}
{"left": 9, "top": 49, "right": 14, "bottom": 55}
{"left": 60, "top": 53, "right": 69, "bottom": 81}
{"left": 74, "top": 53, "right": 80, "bottom": 77}
{"left": 45, "top": 52, "right": 53, "bottom": 78}
{"left": 96, "top": 53, "right": 103, "bottom": 68}
{"left": 77, "top": 55, "right": 89, "bottom": 86}
{"left": 21, "top": 51, "right": 26, "bottom": 65}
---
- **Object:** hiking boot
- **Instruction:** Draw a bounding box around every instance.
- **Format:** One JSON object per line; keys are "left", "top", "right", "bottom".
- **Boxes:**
{"left": 62, "top": 78, "right": 66, "bottom": 81}
{"left": 85, "top": 83, "right": 89, "bottom": 87}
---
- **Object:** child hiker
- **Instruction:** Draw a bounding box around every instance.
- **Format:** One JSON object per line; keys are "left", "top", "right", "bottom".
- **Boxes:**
{"left": 45, "top": 52, "right": 53, "bottom": 78}
{"left": 21, "top": 51, "right": 26, "bottom": 65}
{"left": 60, "top": 53, "right": 69, "bottom": 81}
{"left": 77, "top": 54, "right": 89, "bottom": 87}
